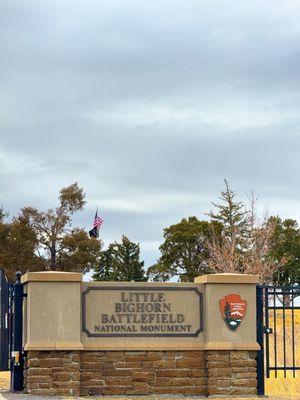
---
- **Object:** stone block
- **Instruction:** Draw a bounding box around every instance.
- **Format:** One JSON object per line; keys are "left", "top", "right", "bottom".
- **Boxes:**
{"left": 105, "top": 377, "right": 133, "bottom": 386}
{"left": 208, "top": 386, "right": 229, "bottom": 395}
{"left": 125, "top": 354, "right": 148, "bottom": 362}
{"left": 235, "top": 371, "right": 257, "bottom": 379}
{"left": 207, "top": 378, "right": 231, "bottom": 387}
{"left": 230, "top": 359, "right": 256, "bottom": 367}
{"left": 189, "top": 368, "right": 206, "bottom": 377}
{"left": 193, "top": 377, "right": 207, "bottom": 386}
{"left": 153, "top": 360, "right": 177, "bottom": 369}
{"left": 207, "top": 367, "right": 233, "bottom": 378}
{"left": 146, "top": 352, "right": 163, "bottom": 361}
{"left": 156, "top": 369, "right": 188, "bottom": 377}
{"left": 150, "top": 386, "right": 186, "bottom": 394}
{"left": 150, "top": 377, "right": 170, "bottom": 386}
{"left": 206, "top": 354, "right": 229, "bottom": 362}
{"left": 26, "top": 375, "right": 51, "bottom": 384}
{"left": 115, "top": 361, "right": 143, "bottom": 369}
{"left": 27, "top": 368, "right": 51, "bottom": 376}
{"left": 52, "top": 372, "right": 72, "bottom": 381}
{"left": 182, "top": 351, "right": 204, "bottom": 357}
{"left": 170, "top": 377, "right": 192, "bottom": 386}
{"left": 83, "top": 387, "right": 103, "bottom": 395}
{"left": 228, "top": 387, "right": 257, "bottom": 395}
{"left": 206, "top": 360, "right": 230, "bottom": 367}
{"left": 26, "top": 382, "right": 39, "bottom": 389}
{"left": 101, "top": 368, "right": 132, "bottom": 376}
{"left": 125, "top": 382, "right": 150, "bottom": 395}
{"left": 102, "top": 386, "right": 126, "bottom": 395}
{"left": 80, "top": 371, "right": 102, "bottom": 380}
{"left": 177, "top": 357, "right": 205, "bottom": 368}
{"left": 234, "top": 378, "right": 257, "bottom": 387}
{"left": 80, "top": 380, "right": 105, "bottom": 387}
{"left": 230, "top": 351, "right": 249, "bottom": 360}
{"left": 184, "top": 386, "right": 207, "bottom": 395}
{"left": 106, "top": 351, "right": 124, "bottom": 359}
{"left": 132, "top": 371, "right": 155, "bottom": 382}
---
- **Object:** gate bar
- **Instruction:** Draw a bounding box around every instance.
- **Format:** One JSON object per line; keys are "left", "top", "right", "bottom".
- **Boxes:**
{"left": 291, "top": 287, "right": 296, "bottom": 377}
{"left": 264, "top": 287, "right": 270, "bottom": 378}
{"left": 10, "top": 272, "right": 24, "bottom": 392}
{"left": 256, "top": 285, "right": 265, "bottom": 396}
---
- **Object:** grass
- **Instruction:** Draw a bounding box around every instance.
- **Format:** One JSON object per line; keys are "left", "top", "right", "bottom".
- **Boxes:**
{"left": 265, "top": 309, "right": 300, "bottom": 398}
{"left": 0, "top": 371, "right": 9, "bottom": 390}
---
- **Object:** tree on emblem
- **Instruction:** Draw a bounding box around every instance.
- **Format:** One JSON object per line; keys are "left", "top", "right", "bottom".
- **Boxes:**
{"left": 224, "top": 302, "right": 231, "bottom": 320}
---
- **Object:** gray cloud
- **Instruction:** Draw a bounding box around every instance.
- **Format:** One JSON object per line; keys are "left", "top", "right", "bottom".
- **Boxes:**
{"left": 1, "top": 0, "right": 300, "bottom": 270}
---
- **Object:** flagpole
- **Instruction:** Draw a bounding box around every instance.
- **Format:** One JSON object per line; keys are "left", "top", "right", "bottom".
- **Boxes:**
{"left": 96, "top": 205, "right": 99, "bottom": 238}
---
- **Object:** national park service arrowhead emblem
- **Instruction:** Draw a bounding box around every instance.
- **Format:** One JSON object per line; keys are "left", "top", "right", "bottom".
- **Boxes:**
{"left": 219, "top": 294, "right": 247, "bottom": 331}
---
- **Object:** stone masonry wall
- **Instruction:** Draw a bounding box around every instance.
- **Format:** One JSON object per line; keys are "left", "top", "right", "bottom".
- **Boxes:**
{"left": 206, "top": 350, "right": 257, "bottom": 396}
{"left": 80, "top": 350, "right": 206, "bottom": 396}
{"left": 25, "top": 351, "right": 80, "bottom": 396}
{"left": 24, "top": 350, "right": 257, "bottom": 396}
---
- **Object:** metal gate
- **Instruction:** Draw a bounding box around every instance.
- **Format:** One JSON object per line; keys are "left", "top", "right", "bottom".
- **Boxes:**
{"left": 257, "top": 285, "right": 300, "bottom": 395}
{"left": 0, "top": 270, "right": 12, "bottom": 371}
{"left": 0, "top": 270, "right": 24, "bottom": 391}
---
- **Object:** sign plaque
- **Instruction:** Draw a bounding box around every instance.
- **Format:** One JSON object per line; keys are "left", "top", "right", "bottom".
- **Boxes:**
{"left": 82, "top": 286, "right": 203, "bottom": 337}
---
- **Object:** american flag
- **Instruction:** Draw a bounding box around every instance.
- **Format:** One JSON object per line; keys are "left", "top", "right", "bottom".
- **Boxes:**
{"left": 94, "top": 214, "right": 103, "bottom": 229}
{"left": 89, "top": 208, "right": 103, "bottom": 238}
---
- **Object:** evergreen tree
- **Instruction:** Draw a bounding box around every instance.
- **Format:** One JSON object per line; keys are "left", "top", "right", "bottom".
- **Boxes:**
{"left": 207, "top": 180, "right": 278, "bottom": 281}
{"left": 147, "top": 217, "right": 222, "bottom": 282}
{"left": 269, "top": 217, "right": 300, "bottom": 287}
{"left": 209, "top": 179, "right": 248, "bottom": 242}
{"left": 93, "top": 235, "right": 147, "bottom": 281}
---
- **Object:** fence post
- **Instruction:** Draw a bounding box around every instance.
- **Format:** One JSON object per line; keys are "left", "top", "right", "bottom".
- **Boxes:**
{"left": 10, "top": 271, "right": 24, "bottom": 392}
{"left": 256, "top": 285, "right": 265, "bottom": 396}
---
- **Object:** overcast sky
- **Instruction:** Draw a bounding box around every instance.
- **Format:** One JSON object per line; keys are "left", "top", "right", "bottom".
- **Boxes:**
{"left": 1, "top": 0, "right": 300, "bottom": 274}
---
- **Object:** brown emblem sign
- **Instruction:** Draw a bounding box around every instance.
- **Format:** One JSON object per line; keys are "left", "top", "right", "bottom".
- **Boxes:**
{"left": 219, "top": 294, "right": 247, "bottom": 331}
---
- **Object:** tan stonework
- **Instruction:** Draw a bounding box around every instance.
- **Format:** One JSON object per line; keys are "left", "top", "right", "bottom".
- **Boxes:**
{"left": 80, "top": 350, "right": 206, "bottom": 396}
{"left": 22, "top": 272, "right": 259, "bottom": 396}
{"left": 24, "top": 350, "right": 257, "bottom": 396}
{"left": 195, "top": 273, "right": 259, "bottom": 284}
{"left": 22, "top": 272, "right": 259, "bottom": 352}
{"left": 206, "top": 350, "right": 257, "bottom": 396}
{"left": 24, "top": 351, "right": 80, "bottom": 396}
{"left": 21, "top": 271, "right": 82, "bottom": 283}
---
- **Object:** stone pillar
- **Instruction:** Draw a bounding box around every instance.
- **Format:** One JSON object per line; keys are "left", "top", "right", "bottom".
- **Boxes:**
{"left": 194, "top": 273, "right": 260, "bottom": 396}
{"left": 22, "top": 271, "right": 83, "bottom": 395}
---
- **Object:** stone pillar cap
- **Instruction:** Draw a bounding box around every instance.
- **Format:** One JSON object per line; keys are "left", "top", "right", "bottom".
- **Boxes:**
{"left": 194, "top": 273, "right": 259, "bottom": 284}
{"left": 21, "top": 271, "right": 83, "bottom": 283}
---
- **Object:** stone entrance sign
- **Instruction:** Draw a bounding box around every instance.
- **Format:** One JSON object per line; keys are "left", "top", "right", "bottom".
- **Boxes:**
{"left": 82, "top": 286, "right": 203, "bottom": 337}
{"left": 21, "top": 272, "right": 260, "bottom": 397}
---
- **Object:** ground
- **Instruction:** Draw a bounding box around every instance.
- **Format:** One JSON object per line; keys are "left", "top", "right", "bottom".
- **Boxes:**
{"left": 0, "top": 394, "right": 300, "bottom": 400}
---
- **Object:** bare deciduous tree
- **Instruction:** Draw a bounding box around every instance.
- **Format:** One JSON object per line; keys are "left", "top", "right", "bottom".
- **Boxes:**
{"left": 207, "top": 184, "right": 284, "bottom": 284}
